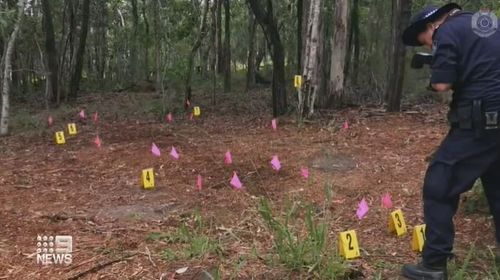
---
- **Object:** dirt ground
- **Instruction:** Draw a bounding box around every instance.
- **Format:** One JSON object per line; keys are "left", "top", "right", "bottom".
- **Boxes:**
{"left": 0, "top": 91, "right": 497, "bottom": 279}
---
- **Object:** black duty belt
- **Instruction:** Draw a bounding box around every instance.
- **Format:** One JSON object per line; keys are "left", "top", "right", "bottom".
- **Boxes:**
{"left": 448, "top": 99, "right": 500, "bottom": 136}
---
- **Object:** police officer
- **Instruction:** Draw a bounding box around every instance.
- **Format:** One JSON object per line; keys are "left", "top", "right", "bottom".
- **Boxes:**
{"left": 401, "top": 3, "right": 500, "bottom": 280}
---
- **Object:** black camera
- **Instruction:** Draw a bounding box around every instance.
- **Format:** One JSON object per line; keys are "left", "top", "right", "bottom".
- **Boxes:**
{"left": 411, "top": 52, "right": 433, "bottom": 69}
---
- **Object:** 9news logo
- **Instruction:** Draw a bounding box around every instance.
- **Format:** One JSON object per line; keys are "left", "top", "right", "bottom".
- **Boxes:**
{"left": 472, "top": 9, "right": 498, "bottom": 38}
{"left": 36, "top": 235, "right": 73, "bottom": 265}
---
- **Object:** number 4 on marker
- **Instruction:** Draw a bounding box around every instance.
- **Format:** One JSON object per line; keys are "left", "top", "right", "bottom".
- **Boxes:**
{"left": 412, "top": 224, "right": 426, "bottom": 252}
{"left": 339, "top": 230, "right": 360, "bottom": 259}
{"left": 142, "top": 168, "right": 155, "bottom": 189}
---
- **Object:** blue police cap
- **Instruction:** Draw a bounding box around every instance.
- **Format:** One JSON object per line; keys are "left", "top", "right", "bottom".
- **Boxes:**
{"left": 402, "top": 3, "right": 462, "bottom": 46}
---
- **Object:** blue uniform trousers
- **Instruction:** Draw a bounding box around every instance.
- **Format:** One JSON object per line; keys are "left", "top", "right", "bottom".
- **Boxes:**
{"left": 422, "top": 127, "right": 500, "bottom": 265}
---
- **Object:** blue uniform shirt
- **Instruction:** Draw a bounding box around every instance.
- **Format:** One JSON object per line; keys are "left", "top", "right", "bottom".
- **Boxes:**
{"left": 431, "top": 11, "right": 500, "bottom": 111}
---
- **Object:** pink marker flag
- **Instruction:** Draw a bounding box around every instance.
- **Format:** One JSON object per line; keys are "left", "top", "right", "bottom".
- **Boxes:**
{"left": 47, "top": 115, "right": 53, "bottom": 127}
{"left": 170, "top": 146, "right": 179, "bottom": 160}
{"left": 271, "top": 155, "right": 281, "bottom": 171}
{"left": 151, "top": 143, "right": 161, "bottom": 157}
{"left": 225, "top": 150, "right": 233, "bottom": 164}
{"left": 196, "top": 175, "right": 203, "bottom": 191}
{"left": 166, "top": 113, "right": 173, "bottom": 123}
{"left": 94, "top": 135, "right": 102, "bottom": 148}
{"left": 230, "top": 172, "right": 242, "bottom": 189}
{"left": 189, "top": 113, "right": 194, "bottom": 121}
{"left": 382, "top": 193, "right": 393, "bottom": 209}
{"left": 301, "top": 167, "right": 309, "bottom": 179}
{"left": 79, "top": 110, "right": 86, "bottom": 119}
{"left": 356, "top": 198, "right": 369, "bottom": 220}
{"left": 271, "top": 118, "right": 277, "bottom": 130}
{"left": 343, "top": 120, "right": 349, "bottom": 129}
{"left": 93, "top": 112, "right": 98, "bottom": 123}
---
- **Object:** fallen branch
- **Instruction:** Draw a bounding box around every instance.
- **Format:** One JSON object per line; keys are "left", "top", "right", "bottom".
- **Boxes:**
{"left": 14, "top": 185, "right": 33, "bottom": 189}
{"left": 40, "top": 213, "right": 93, "bottom": 223}
{"left": 66, "top": 252, "right": 138, "bottom": 280}
{"left": 144, "top": 246, "right": 157, "bottom": 269}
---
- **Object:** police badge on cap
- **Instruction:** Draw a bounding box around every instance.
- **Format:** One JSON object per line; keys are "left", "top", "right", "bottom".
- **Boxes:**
{"left": 402, "top": 3, "right": 462, "bottom": 46}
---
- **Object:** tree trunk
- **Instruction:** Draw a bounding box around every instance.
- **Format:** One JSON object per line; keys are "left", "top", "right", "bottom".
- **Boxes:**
{"left": 248, "top": 0, "right": 288, "bottom": 117}
{"left": 297, "top": 0, "right": 303, "bottom": 73}
{"left": 223, "top": 0, "right": 231, "bottom": 92}
{"left": 96, "top": 0, "right": 107, "bottom": 87}
{"left": 69, "top": 0, "right": 90, "bottom": 101}
{"left": 216, "top": 0, "right": 223, "bottom": 73}
{"left": 210, "top": 0, "right": 217, "bottom": 105}
{"left": 386, "top": 0, "right": 411, "bottom": 112}
{"left": 56, "top": 0, "right": 69, "bottom": 103}
{"left": 351, "top": 0, "right": 360, "bottom": 86}
{"left": 41, "top": 0, "right": 58, "bottom": 103}
{"left": 246, "top": 8, "right": 257, "bottom": 92}
{"left": 325, "top": 0, "right": 349, "bottom": 108}
{"left": 153, "top": 0, "right": 161, "bottom": 92}
{"left": 142, "top": 0, "right": 150, "bottom": 80}
{"left": 130, "top": 0, "right": 139, "bottom": 82}
{"left": 300, "top": 0, "right": 322, "bottom": 118}
{"left": 184, "top": 0, "right": 210, "bottom": 104}
{"left": 1, "top": 0, "right": 25, "bottom": 136}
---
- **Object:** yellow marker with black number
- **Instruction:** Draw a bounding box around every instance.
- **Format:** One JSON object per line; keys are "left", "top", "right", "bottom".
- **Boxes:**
{"left": 193, "top": 106, "right": 201, "bottom": 117}
{"left": 294, "top": 75, "right": 302, "bottom": 88}
{"left": 339, "top": 230, "right": 360, "bottom": 259}
{"left": 412, "top": 224, "right": 426, "bottom": 252}
{"left": 55, "top": 131, "right": 66, "bottom": 144}
{"left": 67, "top": 123, "right": 77, "bottom": 135}
{"left": 388, "top": 209, "right": 407, "bottom": 236}
{"left": 142, "top": 168, "right": 155, "bottom": 189}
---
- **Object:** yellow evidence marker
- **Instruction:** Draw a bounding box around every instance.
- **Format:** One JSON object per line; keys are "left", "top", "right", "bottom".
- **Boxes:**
{"left": 412, "top": 224, "right": 426, "bottom": 252}
{"left": 67, "top": 123, "right": 77, "bottom": 135}
{"left": 55, "top": 131, "right": 66, "bottom": 144}
{"left": 388, "top": 209, "right": 407, "bottom": 236}
{"left": 294, "top": 75, "right": 302, "bottom": 88}
{"left": 193, "top": 106, "right": 201, "bottom": 117}
{"left": 142, "top": 168, "right": 155, "bottom": 189}
{"left": 339, "top": 230, "right": 360, "bottom": 259}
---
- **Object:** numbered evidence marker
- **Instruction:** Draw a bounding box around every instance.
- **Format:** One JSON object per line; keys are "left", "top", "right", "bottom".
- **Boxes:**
{"left": 388, "top": 209, "right": 407, "bottom": 236}
{"left": 55, "top": 131, "right": 66, "bottom": 144}
{"left": 339, "top": 230, "right": 360, "bottom": 259}
{"left": 193, "top": 106, "right": 201, "bottom": 117}
{"left": 294, "top": 75, "right": 302, "bottom": 88}
{"left": 141, "top": 168, "right": 155, "bottom": 189}
{"left": 67, "top": 123, "right": 77, "bottom": 135}
{"left": 412, "top": 224, "right": 426, "bottom": 252}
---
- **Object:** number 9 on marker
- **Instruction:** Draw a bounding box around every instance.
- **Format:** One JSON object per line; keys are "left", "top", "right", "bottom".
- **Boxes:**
{"left": 339, "top": 230, "right": 360, "bottom": 259}
{"left": 142, "top": 168, "right": 155, "bottom": 189}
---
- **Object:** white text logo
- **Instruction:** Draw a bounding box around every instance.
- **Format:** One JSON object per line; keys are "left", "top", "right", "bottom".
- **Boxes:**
{"left": 36, "top": 235, "right": 72, "bottom": 265}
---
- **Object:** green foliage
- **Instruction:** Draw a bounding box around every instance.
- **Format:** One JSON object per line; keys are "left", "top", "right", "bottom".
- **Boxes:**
{"left": 147, "top": 211, "right": 223, "bottom": 261}
{"left": 446, "top": 244, "right": 500, "bottom": 279}
{"left": 257, "top": 197, "right": 351, "bottom": 278}
{"left": 463, "top": 180, "right": 489, "bottom": 215}
{"left": 0, "top": 6, "right": 17, "bottom": 37}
